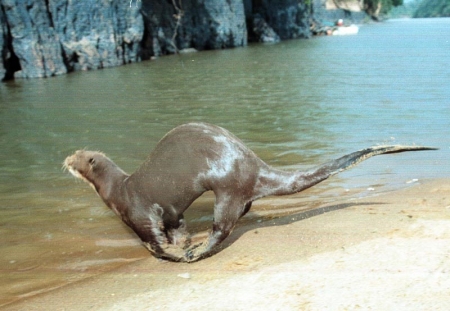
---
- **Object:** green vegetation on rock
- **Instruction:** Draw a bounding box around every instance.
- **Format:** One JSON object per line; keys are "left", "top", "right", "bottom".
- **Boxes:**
{"left": 414, "top": 0, "right": 450, "bottom": 17}
{"left": 388, "top": 0, "right": 422, "bottom": 18}
{"left": 364, "top": 0, "right": 404, "bottom": 19}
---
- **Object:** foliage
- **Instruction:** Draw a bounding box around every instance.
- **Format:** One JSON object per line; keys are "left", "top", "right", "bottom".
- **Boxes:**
{"left": 381, "top": 0, "right": 405, "bottom": 14}
{"left": 413, "top": 0, "right": 450, "bottom": 17}
{"left": 388, "top": 0, "right": 423, "bottom": 18}
{"left": 364, "top": 0, "right": 405, "bottom": 18}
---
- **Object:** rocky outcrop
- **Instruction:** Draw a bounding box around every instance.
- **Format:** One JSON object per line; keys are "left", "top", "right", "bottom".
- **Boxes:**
{"left": 0, "top": 0, "right": 143, "bottom": 79}
{"left": 140, "top": 0, "right": 310, "bottom": 55}
{"left": 1, "top": 0, "right": 67, "bottom": 79}
{"left": 330, "top": 0, "right": 405, "bottom": 21}
{"left": 313, "top": 0, "right": 366, "bottom": 24}
{"left": 325, "top": 0, "right": 364, "bottom": 12}
{"left": 252, "top": 0, "right": 310, "bottom": 40}
{"left": 247, "top": 0, "right": 310, "bottom": 42}
{"left": 0, "top": 6, "right": 8, "bottom": 79}
{"left": 1, "top": 0, "right": 317, "bottom": 80}
{"left": 249, "top": 13, "right": 281, "bottom": 43}
{"left": 48, "top": 0, "right": 143, "bottom": 72}
{"left": 140, "top": 0, "right": 247, "bottom": 57}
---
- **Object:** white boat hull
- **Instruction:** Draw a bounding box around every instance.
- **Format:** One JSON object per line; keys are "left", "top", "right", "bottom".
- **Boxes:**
{"left": 332, "top": 25, "right": 359, "bottom": 36}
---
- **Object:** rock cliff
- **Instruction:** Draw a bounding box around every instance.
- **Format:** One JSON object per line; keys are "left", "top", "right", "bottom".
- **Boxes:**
{"left": 1, "top": 0, "right": 67, "bottom": 79}
{"left": 0, "top": 0, "right": 143, "bottom": 79}
{"left": 0, "top": 0, "right": 360, "bottom": 80}
{"left": 314, "top": 0, "right": 366, "bottom": 23}
{"left": 140, "top": 0, "right": 247, "bottom": 57}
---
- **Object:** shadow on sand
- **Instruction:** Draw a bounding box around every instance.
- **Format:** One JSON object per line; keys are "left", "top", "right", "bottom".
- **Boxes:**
{"left": 214, "top": 201, "right": 384, "bottom": 254}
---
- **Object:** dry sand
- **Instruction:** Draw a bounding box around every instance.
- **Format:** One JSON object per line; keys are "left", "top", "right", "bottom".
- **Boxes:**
{"left": 5, "top": 179, "right": 450, "bottom": 311}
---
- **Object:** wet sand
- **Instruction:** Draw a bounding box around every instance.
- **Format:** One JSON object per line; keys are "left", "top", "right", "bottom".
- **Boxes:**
{"left": 4, "top": 178, "right": 450, "bottom": 311}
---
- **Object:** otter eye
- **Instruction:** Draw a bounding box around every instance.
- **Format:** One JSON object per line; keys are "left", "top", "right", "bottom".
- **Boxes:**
{"left": 88, "top": 158, "right": 95, "bottom": 165}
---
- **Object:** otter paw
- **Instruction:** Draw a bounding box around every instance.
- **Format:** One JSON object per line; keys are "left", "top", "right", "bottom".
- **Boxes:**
{"left": 184, "top": 249, "right": 195, "bottom": 262}
{"left": 184, "top": 243, "right": 205, "bottom": 262}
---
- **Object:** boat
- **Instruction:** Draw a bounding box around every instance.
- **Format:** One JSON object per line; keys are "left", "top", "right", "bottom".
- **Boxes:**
{"left": 332, "top": 24, "right": 359, "bottom": 36}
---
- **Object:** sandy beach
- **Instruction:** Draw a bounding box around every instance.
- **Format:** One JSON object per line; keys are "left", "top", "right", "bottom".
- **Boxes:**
{"left": 4, "top": 178, "right": 450, "bottom": 311}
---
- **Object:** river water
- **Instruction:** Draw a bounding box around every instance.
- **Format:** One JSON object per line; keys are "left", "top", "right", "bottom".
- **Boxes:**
{"left": 1, "top": 18, "right": 449, "bottom": 306}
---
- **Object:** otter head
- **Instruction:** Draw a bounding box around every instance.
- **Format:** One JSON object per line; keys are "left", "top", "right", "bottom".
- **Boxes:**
{"left": 64, "top": 150, "right": 112, "bottom": 191}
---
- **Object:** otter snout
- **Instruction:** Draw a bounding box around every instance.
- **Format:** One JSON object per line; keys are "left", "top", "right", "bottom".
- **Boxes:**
{"left": 64, "top": 154, "right": 75, "bottom": 169}
{"left": 63, "top": 153, "right": 80, "bottom": 178}
{"left": 64, "top": 150, "right": 111, "bottom": 181}
{"left": 64, "top": 150, "right": 92, "bottom": 180}
{"left": 64, "top": 150, "right": 103, "bottom": 189}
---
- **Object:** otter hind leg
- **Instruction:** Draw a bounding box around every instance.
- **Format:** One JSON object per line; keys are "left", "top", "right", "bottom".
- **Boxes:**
{"left": 185, "top": 195, "right": 250, "bottom": 262}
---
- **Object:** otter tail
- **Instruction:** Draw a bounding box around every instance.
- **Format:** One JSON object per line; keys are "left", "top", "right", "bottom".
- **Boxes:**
{"left": 312, "top": 145, "right": 437, "bottom": 177}
{"left": 261, "top": 145, "right": 437, "bottom": 197}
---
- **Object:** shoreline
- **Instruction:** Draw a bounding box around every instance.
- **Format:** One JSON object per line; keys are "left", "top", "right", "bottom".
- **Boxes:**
{"left": 4, "top": 178, "right": 450, "bottom": 310}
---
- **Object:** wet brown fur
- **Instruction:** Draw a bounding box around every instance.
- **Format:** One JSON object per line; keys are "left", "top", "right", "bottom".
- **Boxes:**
{"left": 64, "top": 122, "right": 436, "bottom": 262}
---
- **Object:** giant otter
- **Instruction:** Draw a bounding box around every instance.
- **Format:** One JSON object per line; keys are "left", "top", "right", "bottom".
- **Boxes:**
{"left": 64, "top": 122, "right": 435, "bottom": 262}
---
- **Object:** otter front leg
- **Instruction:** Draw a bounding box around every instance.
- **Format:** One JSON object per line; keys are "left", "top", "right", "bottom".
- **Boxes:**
{"left": 129, "top": 213, "right": 186, "bottom": 262}
{"left": 185, "top": 196, "right": 250, "bottom": 262}
{"left": 136, "top": 225, "right": 187, "bottom": 262}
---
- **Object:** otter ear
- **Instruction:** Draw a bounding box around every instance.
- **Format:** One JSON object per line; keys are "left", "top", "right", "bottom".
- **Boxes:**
{"left": 88, "top": 158, "right": 96, "bottom": 166}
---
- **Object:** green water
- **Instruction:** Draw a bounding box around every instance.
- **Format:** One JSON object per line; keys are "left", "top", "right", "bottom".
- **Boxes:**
{"left": 0, "top": 18, "right": 449, "bottom": 306}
